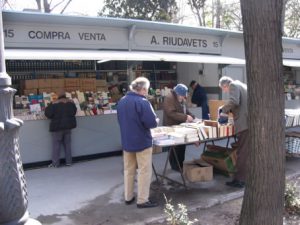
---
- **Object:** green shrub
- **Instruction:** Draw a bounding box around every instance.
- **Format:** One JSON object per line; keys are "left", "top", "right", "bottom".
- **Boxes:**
{"left": 163, "top": 194, "right": 198, "bottom": 225}
{"left": 285, "top": 181, "right": 300, "bottom": 215}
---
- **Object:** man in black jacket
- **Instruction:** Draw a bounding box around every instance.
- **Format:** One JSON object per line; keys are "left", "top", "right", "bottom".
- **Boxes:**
{"left": 190, "top": 80, "right": 210, "bottom": 120}
{"left": 45, "top": 90, "right": 77, "bottom": 167}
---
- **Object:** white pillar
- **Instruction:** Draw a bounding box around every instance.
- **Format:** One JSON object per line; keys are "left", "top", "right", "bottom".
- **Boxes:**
{"left": 0, "top": 10, "right": 41, "bottom": 225}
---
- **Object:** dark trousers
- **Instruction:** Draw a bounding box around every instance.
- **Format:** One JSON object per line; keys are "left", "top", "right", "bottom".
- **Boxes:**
{"left": 202, "top": 104, "right": 210, "bottom": 120}
{"left": 235, "top": 130, "right": 249, "bottom": 182}
{"left": 51, "top": 130, "right": 72, "bottom": 166}
{"left": 169, "top": 145, "right": 186, "bottom": 170}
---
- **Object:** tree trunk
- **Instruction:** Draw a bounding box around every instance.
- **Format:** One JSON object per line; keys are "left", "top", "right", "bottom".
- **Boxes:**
{"left": 239, "top": 0, "right": 285, "bottom": 224}
{"left": 215, "top": 0, "right": 221, "bottom": 28}
{"left": 201, "top": 7, "right": 206, "bottom": 26}
{"left": 43, "top": 0, "right": 51, "bottom": 13}
{"left": 60, "top": 0, "right": 73, "bottom": 14}
{"left": 35, "top": 0, "right": 42, "bottom": 11}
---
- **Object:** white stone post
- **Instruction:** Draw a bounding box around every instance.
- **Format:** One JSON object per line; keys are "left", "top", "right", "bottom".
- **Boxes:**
{"left": 0, "top": 9, "right": 41, "bottom": 225}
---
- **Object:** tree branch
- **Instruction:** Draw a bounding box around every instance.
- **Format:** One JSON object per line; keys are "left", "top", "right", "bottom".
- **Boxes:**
{"left": 50, "top": 0, "right": 65, "bottom": 11}
{"left": 60, "top": 0, "right": 73, "bottom": 14}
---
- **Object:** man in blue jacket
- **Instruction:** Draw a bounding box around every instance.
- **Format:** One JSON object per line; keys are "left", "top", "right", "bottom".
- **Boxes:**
{"left": 117, "top": 77, "right": 159, "bottom": 208}
{"left": 190, "top": 80, "right": 210, "bottom": 120}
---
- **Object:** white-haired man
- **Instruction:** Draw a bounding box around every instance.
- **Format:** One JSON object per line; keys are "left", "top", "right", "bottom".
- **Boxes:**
{"left": 117, "top": 77, "right": 159, "bottom": 208}
{"left": 219, "top": 76, "right": 248, "bottom": 188}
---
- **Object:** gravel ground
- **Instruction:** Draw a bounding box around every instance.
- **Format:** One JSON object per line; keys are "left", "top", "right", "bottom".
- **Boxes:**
{"left": 149, "top": 197, "right": 300, "bottom": 225}
{"left": 148, "top": 178, "right": 300, "bottom": 225}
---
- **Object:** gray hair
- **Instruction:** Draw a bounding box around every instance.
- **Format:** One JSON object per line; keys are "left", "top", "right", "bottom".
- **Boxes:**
{"left": 129, "top": 77, "right": 150, "bottom": 92}
{"left": 219, "top": 76, "right": 233, "bottom": 88}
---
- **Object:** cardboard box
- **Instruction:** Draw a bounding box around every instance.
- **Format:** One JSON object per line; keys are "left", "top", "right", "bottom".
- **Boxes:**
{"left": 183, "top": 159, "right": 213, "bottom": 182}
{"left": 201, "top": 145, "right": 237, "bottom": 176}
{"left": 96, "top": 86, "right": 108, "bottom": 92}
{"left": 208, "top": 100, "right": 225, "bottom": 121}
{"left": 51, "top": 79, "right": 65, "bottom": 88}
{"left": 208, "top": 100, "right": 234, "bottom": 121}
{"left": 152, "top": 145, "right": 162, "bottom": 154}
{"left": 51, "top": 88, "right": 64, "bottom": 94}
{"left": 65, "top": 78, "right": 80, "bottom": 87}
{"left": 96, "top": 79, "right": 107, "bottom": 86}
{"left": 38, "top": 79, "right": 52, "bottom": 88}
{"left": 38, "top": 88, "right": 52, "bottom": 94}
{"left": 81, "top": 86, "right": 96, "bottom": 92}
{"left": 65, "top": 86, "right": 80, "bottom": 92}
{"left": 80, "top": 78, "right": 96, "bottom": 87}
{"left": 21, "top": 80, "right": 38, "bottom": 89}
{"left": 23, "top": 89, "right": 38, "bottom": 95}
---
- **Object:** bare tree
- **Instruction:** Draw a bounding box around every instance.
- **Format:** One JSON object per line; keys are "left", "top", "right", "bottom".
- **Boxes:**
{"left": 35, "top": 0, "right": 42, "bottom": 11}
{"left": 215, "top": 0, "right": 221, "bottom": 28}
{"left": 239, "top": 0, "right": 285, "bottom": 224}
{"left": 188, "top": 0, "right": 207, "bottom": 26}
{"left": 220, "top": 1, "right": 242, "bottom": 30}
{"left": 35, "top": 0, "right": 73, "bottom": 13}
{"left": 281, "top": 0, "right": 288, "bottom": 33}
{"left": 1, "top": 0, "right": 12, "bottom": 9}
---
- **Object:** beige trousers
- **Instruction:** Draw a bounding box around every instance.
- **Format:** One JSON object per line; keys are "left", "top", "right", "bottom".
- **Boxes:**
{"left": 123, "top": 147, "right": 153, "bottom": 204}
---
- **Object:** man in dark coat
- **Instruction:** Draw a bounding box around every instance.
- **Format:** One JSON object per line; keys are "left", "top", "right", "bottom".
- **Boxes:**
{"left": 45, "top": 90, "right": 77, "bottom": 167}
{"left": 163, "top": 84, "right": 194, "bottom": 172}
{"left": 190, "top": 80, "right": 210, "bottom": 120}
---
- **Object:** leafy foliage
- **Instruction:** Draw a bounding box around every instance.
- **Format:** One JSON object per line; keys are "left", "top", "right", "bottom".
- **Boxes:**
{"left": 99, "top": 0, "right": 178, "bottom": 22}
{"left": 285, "top": 181, "right": 300, "bottom": 215}
{"left": 163, "top": 195, "right": 198, "bottom": 225}
{"left": 284, "top": 0, "right": 300, "bottom": 38}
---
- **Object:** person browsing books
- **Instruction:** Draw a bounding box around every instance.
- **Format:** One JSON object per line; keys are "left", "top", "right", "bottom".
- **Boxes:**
{"left": 162, "top": 83, "right": 195, "bottom": 172}
{"left": 45, "top": 90, "right": 77, "bottom": 167}
{"left": 190, "top": 80, "right": 210, "bottom": 120}
{"left": 219, "top": 76, "right": 248, "bottom": 188}
{"left": 117, "top": 77, "right": 159, "bottom": 209}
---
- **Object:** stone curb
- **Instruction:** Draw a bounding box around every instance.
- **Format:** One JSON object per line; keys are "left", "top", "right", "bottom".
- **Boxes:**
{"left": 143, "top": 170, "right": 300, "bottom": 225}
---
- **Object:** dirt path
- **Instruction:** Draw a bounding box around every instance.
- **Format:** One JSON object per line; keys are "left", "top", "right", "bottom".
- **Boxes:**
{"left": 149, "top": 196, "right": 300, "bottom": 225}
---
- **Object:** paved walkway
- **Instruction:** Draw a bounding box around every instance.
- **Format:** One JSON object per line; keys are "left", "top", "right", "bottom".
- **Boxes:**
{"left": 24, "top": 142, "right": 300, "bottom": 225}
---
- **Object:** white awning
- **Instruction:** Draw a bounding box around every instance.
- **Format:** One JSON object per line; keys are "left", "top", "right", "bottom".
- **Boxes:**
{"left": 283, "top": 59, "right": 300, "bottom": 68}
{"left": 147, "top": 51, "right": 245, "bottom": 64}
{"left": 4, "top": 49, "right": 245, "bottom": 65}
{"left": 4, "top": 49, "right": 157, "bottom": 61}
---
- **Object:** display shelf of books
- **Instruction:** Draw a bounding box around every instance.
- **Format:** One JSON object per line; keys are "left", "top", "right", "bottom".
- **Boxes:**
{"left": 14, "top": 90, "right": 117, "bottom": 121}
{"left": 285, "top": 131, "right": 300, "bottom": 157}
{"left": 144, "top": 70, "right": 177, "bottom": 90}
{"left": 284, "top": 70, "right": 300, "bottom": 100}
{"left": 285, "top": 109, "right": 300, "bottom": 128}
{"left": 6, "top": 60, "right": 95, "bottom": 72}
{"left": 134, "top": 61, "right": 177, "bottom": 90}
{"left": 151, "top": 120, "right": 235, "bottom": 146}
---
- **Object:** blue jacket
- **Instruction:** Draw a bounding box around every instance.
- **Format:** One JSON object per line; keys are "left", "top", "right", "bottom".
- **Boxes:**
{"left": 191, "top": 84, "right": 210, "bottom": 119}
{"left": 117, "top": 92, "right": 158, "bottom": 152}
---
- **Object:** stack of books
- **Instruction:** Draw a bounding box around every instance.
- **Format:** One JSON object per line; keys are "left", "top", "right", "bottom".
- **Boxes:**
{"left": 173, "top": 127, "right": 199, "bottom": 143}
{"left": 285, "top": 109, "right": 300, "bottom": 127}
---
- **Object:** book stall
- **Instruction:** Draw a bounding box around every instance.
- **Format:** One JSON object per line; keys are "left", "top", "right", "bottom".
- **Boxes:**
{"left": 13, "top": 80, "right": 176, "bottom": 121}
{"left": 150, "top": 119, "right": 236, "bottom": 188}
{"left": 14, "top": 78, "right": 116, "bottom": 121}
{"left": 284, "top": 68, "right": 300, "bottom": 101}
{"left": 9, "top": 60, "right": 178, "bottom": 121}
{"left": 285, "top": 109, "right": 300, "bottom": 157}
{"left": 8, "top": 59, "right": 186, "bottom": 166}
